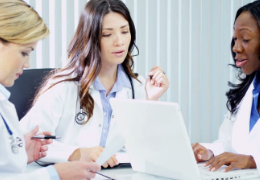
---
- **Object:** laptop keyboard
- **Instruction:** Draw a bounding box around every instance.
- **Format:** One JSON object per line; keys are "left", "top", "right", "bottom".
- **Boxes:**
{"left": 197, "top": 164, "right": 257, "bottom": 180}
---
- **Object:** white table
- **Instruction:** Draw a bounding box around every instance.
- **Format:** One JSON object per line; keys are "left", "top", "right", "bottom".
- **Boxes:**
{"left": 26, "top": 163, "right": 260, "bottom": 180}
{"left": 95, "top": 168, "right": 174, "bottom": 180}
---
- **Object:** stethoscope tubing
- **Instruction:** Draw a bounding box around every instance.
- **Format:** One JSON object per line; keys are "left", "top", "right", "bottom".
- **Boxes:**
{"left": 0, "top": 113, "right": 13, "bottom": 136}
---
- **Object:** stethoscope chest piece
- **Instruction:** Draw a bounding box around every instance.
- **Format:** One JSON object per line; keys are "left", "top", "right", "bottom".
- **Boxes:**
{"left": 16, "top": 137, "right": 23, "bottom": 147}
{"left": 9, "top": 136, "right": 19, "bottom": 154}
{"left": 75, "top": 109, "right": 87, "bottom": 125}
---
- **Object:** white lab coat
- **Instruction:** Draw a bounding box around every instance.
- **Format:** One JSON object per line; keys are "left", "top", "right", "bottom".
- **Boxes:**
{"left": 20, "top": 76, "right": 146, "bottom": 164}
{"left": 0, "top": 88, "right": 50, "bottom": 179}
{"left": 202, "top": 81, "right": 260, "bottom": 174}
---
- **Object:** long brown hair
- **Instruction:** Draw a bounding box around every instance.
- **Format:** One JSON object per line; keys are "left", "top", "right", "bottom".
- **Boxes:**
{"left": 34, "top": 0, "right": 139, "bottom": 124}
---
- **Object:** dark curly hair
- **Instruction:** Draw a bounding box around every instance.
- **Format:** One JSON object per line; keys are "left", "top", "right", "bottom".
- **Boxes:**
{"left": 226, "top": 0, "right": 260, "bottom": 115}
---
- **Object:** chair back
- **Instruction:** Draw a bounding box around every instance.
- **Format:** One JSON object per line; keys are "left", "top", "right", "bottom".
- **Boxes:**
{"left": 7, "top": 68, "right": 54, "bottom": 120}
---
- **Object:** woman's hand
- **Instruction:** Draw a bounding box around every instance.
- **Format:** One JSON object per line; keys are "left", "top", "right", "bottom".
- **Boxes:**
{"left": 68, "top": 146, "right": 119, "bottom": 168}
{"left": 205, "top": 152, "right": 256, "bottom": 172}
{"left": 24, "top": 125, "right": 53, "bottom": 164}
{"left": 54, "top": 161, "right": 100, "bottom": 180}
{"left": 192, "top": 143, "right": 214, "bottom": 162}
{"left": 145, "top": 66, "right": 169, "bottom": 101}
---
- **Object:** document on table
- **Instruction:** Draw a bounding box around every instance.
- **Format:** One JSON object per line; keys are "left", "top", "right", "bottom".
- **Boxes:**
{"left": 116, "top": 151, "right": 130, "bottom": 163}
{"left": 96, "top": 133, "right": 125, "bottom": 166}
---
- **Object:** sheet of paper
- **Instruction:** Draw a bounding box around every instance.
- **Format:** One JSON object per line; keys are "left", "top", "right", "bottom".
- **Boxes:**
{"left": 115, "top": 152, "right": 130, "bottom": 163}
{"left": 96, "top": 133, "right": 125, "bottom": 166}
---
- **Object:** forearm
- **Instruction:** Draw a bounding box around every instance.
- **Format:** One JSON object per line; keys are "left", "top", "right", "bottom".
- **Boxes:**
{"left": 39, "top": 141, "right": 79, "bottom": 164}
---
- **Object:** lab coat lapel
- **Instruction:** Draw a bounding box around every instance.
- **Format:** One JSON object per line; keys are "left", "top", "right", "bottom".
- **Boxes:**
{"left": 89, "top": 85, "right": 103, "bottom": 113}
{"left": 109, "top": 87, "right": 131, "bottom": 129}
{"left": 232, "top": 83, "right": 253, "bottom": 154}
{"left": 115, "top": 87, "right": 131, "bottom": 99}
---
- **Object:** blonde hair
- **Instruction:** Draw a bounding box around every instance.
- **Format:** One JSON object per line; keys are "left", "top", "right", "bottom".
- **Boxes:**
{"left": 0, "top": 0, "right": 49, "bottom": 44}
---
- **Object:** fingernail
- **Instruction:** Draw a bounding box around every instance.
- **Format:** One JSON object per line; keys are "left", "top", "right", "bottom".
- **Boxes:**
{"left": 211, "top": 168, "right": 215, "bottom": 172}
{"left": 223, "top": 169, "right": 226, "bottom": 172}
{"left": 198, "top": 154, "right": 202, "bottom": 159}
{"left": 116, "top": 161, "right": 119, "bottom": 165}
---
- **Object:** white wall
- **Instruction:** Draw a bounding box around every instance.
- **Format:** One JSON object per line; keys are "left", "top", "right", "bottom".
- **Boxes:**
{"left": 25, "top": 0, "right": 255, "bottom": 143}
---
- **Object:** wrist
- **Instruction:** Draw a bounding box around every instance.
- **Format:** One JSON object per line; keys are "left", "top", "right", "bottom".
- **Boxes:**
{"left": 68, "top": 148, "right": 81, "bottom": 161}
{"left": 208, "top": 149, "right": 214, "bottom": 159}
{"left": 148, "top": 98, "right": 158, "bottom": 101}
{"left": 146, "top": 96, "right": 159, "bottom": 101}
{"left": 247, "top": 155, "right": 256, "bottom": 169}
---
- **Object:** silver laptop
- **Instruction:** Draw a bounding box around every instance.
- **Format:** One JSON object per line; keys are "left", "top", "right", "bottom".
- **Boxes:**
{"left": 110, "top": 98, "right": 259, "bottom": 180}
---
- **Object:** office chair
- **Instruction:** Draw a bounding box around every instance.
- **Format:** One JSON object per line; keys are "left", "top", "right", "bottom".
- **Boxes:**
{"left": 7, "top": 68, "right": 54, "bottom": 120}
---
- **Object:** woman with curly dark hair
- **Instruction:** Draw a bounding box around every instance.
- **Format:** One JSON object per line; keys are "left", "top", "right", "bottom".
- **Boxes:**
{"left": 193, "top": 0, "right": 260, "bottom": 174}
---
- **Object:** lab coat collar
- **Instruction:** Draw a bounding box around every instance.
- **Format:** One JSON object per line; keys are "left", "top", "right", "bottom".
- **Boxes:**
{"left": 92, "top": 65, "right": 131, "bottom": 92}
{"left": 89, "top": 86, "right": 131, "bottom": 112}
{"left": 0, "top": 83, "right": 10, "bottom": 101}
{"left": 89, "top": 87, "right": 103, "bottom": 113}
{"left": 232, "top": 81, "right": 253, "bottom": 154}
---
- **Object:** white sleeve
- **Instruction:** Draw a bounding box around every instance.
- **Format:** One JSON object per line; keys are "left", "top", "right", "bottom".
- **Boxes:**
{"left": 250, "top": 149, "right": 260, "bottom": 175}
{"left": 248, "top": 127, "right": 260, "bottom": 174}
{"left": 20, "top": 82, "right": 66, "bottom": 134}
{"left": 19, "top": 82, "right": 79, "bottom": 163}
{"left": 134, "top": 75, "right": 146, "bottom": 100}
{"left": 39, "top": 140, "right": 79, "bottom": 164}
{"left": 201, "top": 112, "right": 236, "bottom": 156}
{"left": 3, "top": 168, "right": 51, "bottom": 180}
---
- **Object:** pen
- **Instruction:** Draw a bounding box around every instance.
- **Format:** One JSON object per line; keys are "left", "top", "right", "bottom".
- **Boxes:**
{"left": 32, "top": 135, "right": 61, "bottom": 139}
{"left": 93, "top": 171, "right": 115, "bottom": 180}
{"left": 148, "top": 72, "right": 165, "bottom": 79}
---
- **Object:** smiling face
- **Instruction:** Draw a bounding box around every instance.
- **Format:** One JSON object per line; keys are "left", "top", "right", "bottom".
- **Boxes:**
{"left": 100, "top": 12, "right": 131, "bottom": 67}
{"left": 233, "top": 11, "right": 260, "bottom": 75}
{"left": 0, "top": 41, "right": 37, "bottom": 87}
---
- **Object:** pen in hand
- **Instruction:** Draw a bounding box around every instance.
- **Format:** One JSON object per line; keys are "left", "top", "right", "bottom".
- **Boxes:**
{"left": 148, "top": 71, "right": 166, "bottom": 79}
{"left": 91, "top": 171, "right": 115, "bottom": 180}
{"left": 32, "top": 135, "right": 61, "bottom": 139}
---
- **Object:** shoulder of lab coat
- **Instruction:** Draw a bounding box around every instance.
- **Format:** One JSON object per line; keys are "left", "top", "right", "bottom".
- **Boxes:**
{"left": 134, "top": 75, "right": 146, "bottom": 99}
{"left": 20, "top": 75, "right": 146, "bottom": 164}
{"left": 201, "top": 77, "right": 249, "bottom": 156}
{"left": 201, "top": 111, "right": 237, "bottom": 156}
{"left": 201, "top": 79, "right": 260, "bottom": 175}
{"left": 3, "top": 168, "right": 51, "bottom": 180}
{"left": 20, "top": 80, "right": 80, "bottom": 163}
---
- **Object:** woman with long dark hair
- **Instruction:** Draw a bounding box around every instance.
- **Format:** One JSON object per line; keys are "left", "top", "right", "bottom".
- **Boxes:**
{"left": 192, "top": 0, "right": 260, "bottom": 173}
{"left": 20, "top": 0, "right": 169, "bottom": 168}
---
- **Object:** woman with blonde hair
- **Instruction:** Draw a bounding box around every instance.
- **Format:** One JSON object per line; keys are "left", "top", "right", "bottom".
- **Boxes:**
{"left": 0, "top": 0, "right": 100, "bottom": 179}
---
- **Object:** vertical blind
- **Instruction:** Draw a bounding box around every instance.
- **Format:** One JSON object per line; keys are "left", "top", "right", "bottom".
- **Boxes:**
{"left": 24, "top": 0, "right": 255, "bottom": 143}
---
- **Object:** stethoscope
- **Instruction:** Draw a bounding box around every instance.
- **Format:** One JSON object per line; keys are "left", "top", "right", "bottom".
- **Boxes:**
{"left": 75, "top": 74, "right": 135, "bottom": 125}
{"left": 0, "top": 113, "right": 23, "bottom": 154}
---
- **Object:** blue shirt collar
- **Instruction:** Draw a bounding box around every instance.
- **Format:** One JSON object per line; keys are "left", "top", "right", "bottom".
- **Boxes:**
{"left": 253, "top": 71, "right": 260, "bottom": 92}
{"left": 0, "top": 83, "right": 11, "bottom": 100}
{"left": 93, "top": 65, "right": 132, "bottom": 93}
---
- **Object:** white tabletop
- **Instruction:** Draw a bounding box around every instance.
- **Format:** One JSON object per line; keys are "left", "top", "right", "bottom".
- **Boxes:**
{"left": 94, "top": 168, "right": 175, "bottom": 180}
{"left": 26, "top": 163, "right": 260, "bottom": 180}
